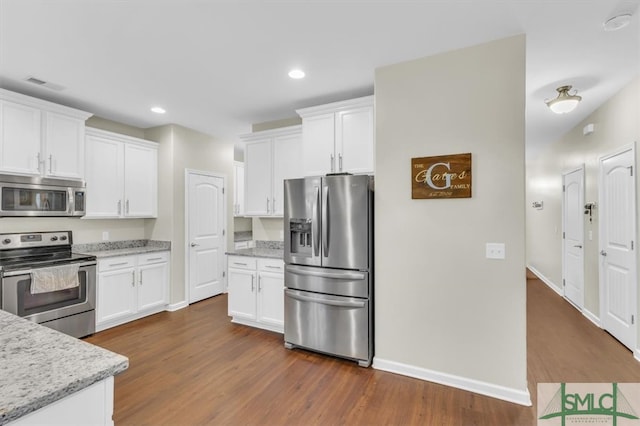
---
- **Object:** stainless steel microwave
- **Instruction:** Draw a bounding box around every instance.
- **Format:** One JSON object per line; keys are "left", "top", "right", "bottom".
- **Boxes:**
{"left": 0, "top": 174, "right": 86, "bottom": 217}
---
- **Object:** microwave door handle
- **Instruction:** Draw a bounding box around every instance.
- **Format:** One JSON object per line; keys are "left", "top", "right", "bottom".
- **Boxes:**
{"left": 322, "top": 185, "right": 329, "bottom": 257}
{"left": 312, "top": 186, "right": 320, "bottom": 257}
{"left": 67, "top": 188, "right": 73, "bottom": 214}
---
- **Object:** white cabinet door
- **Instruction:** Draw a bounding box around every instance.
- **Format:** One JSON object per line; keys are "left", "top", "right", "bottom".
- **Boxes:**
{"left": 234, "top": 162, "right": 245, "bottom": 216}
{"left": 0, "top": 100, "right": 41, "bottom": 175}
{"left": 301, "top": 113, "right": 334, "bottom": 176}
{"left": 336, "top": 106, "right": 374, "bottom": 174}
{"left": 228, "top": 268, "right": 256, "bottom": 321}
{"left": 272, "top": 133, "right": 303, "bottom": 216}
{"left": 44, "top": 112, "right": 85, "bottom": 179}
{"left": 244, "top": 139, "right": 272, "bottom": 216}
{"left": 123, "top": 143, "right": 157, "bottom": 217}
{"left": 138, "top": 262, "right": 168, "bottom": 311}
{"left": 85, "top": 135, "right": 124, "bottom": 218}
{"left": 257, "top": 271, "right": 284, "bottom": 328}
{"left": 97, "top": 268, "right": 137, "bottom": 324}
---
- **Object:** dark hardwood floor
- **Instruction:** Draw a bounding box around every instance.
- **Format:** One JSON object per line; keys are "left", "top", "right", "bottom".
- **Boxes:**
{"left": 85, "top": 276, "right": 640, "bottom": 425}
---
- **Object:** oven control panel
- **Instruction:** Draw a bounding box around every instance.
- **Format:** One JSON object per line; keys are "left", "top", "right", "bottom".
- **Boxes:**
{"left": 0, "top": 231, "right": 72, "bottom": 250}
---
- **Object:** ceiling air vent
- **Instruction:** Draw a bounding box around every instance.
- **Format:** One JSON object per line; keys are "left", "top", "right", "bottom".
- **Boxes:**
{"left": 24, "top": 76, "right": 64, "bottom": 91}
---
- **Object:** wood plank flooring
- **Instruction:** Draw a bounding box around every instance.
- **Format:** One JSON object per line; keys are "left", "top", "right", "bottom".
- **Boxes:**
{"left": 85, "top": 277, "right": 640, "bottom": 425}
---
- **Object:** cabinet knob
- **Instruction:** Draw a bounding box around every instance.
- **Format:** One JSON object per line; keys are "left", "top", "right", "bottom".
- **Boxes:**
{"left": 190, "top": 242, "right": 200, "bottom": 247}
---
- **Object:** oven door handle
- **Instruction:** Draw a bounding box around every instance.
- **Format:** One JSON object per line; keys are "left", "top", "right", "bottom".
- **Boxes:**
{"left": 2, "top": 261, "right": 97, "bottom": 277}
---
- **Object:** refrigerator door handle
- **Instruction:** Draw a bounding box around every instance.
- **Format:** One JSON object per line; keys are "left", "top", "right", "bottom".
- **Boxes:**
{"left": 322, "top": 184, "right": 329, "bottom": 257}
{"left": 286, "top": 264, "right": 365, "bottom": 280}
{"left": 313, "top": 186, "right": 320, "bottom": 257}
{"left": 286, "top": 290, "right": 366, "bottom": 308}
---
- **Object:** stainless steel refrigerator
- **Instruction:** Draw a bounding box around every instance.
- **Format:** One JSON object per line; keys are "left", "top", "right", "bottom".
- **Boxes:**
{"left": 283, "top": 174, "right": 373, "bottom": 367}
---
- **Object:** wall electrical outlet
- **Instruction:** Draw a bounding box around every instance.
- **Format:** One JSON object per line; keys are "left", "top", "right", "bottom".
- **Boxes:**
{"left": 102, "top": 231, "right": 109, "bottom": 241}
{"left": 486, "top": 243, "right": 505, "bottom": 260}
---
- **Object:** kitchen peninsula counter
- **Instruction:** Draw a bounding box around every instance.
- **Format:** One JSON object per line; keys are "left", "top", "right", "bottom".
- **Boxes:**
{"left": 226, "top": 240, "right": 283, "bottom": 259}
{"left": 0, "top": 310, "right": 128, "bottom": 425}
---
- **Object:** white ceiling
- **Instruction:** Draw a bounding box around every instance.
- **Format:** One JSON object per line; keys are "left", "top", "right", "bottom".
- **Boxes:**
{"left": 1, "top": 0, "right": 638, "bottom": 159}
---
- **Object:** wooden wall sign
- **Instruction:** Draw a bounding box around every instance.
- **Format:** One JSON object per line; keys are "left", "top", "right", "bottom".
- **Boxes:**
{"left": 411, "top": 153, "right": 472, "bottom": 199}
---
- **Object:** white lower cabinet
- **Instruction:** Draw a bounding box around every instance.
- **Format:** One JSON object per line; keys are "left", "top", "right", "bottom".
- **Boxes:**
{"left": 97, "top": 251, "right": 169, "bottom": 331}
{"left": 227, "top": 256, "right": 284, "bottom": 333}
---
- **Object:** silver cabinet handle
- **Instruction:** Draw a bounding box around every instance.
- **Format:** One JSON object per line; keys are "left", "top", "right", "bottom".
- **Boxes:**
{"left": 117, "top": 200, "right": 122, "bottom": 215}
{"left": 190, "top": 242, "right": 200, "bottom": 247}
{"left": 574, "top": 245, "right": 583, "bottom": 248}
{"left": 266, "top": 196, "right": 270, "bottom": 214}
{"left": 139, "top": 270, "right": 143, "bottom": 285}
{"left": 233, "top": 262, "right": 248, "bottom": 266}
{"left": 330, "top": 154, "right": 334, "bottom": 173}
{"left": 126, "top": 199, "right": 130, "bottom": 214}
{"left": 258, "top": 276, "right": 262, "bottom": 292}
{"left": 146, "top": 257, "right": 163, "bottom": 261}
{"left": 338, "top": 153, "right": 343, "bottom": 172}
{"left": 37, "top": 152, "right": 42, "bottom": 173}
{"left": 109, "top": 261, "right": 129, "bottom": 267}
{"left": 48, "top": 154, "right": 53, "bottom": 174}
{"left": 131, "top": 270, "right": 135, "bottom": 287}
{"left": 251, "top": 275, "right": 255, "bottom": 291}
{"left": 264, "top": 265, "right": 281, "bottom": 270}
{"left": 600, "top": 250, "right": 607, "bottom": 256}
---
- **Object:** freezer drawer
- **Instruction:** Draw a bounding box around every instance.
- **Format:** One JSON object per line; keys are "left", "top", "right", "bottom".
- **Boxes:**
{"left": 284, "top": 289, "right": 371, "bottom": 365}
{"left": 285, "top": 264, "right": 369, "bottom": 298}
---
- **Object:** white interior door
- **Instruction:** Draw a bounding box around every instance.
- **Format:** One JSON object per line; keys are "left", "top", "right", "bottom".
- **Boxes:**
{"left": 599, "top": 145, "right": 637, "bottom": 351}
{"left": 187, "top": 171, "right": 225, "bottom": 303}
{"left": 562, "top": 167, "right": 585, "bottom": 309}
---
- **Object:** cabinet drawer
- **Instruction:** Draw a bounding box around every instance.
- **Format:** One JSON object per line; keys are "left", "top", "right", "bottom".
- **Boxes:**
{"left": 258, "top": 258, "right": 284, "bottom": 273}
{"left": 228, "top": 256, "right": 256, "bottom": 270}
{"left": 138, "top": 251, "right": 169, "bottom": 266}
{"left": 99, "top": 255, "right": 137, "bottom": 272}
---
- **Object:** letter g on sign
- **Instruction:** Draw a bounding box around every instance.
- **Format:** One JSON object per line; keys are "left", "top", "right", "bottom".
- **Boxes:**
{"left": 426, "top": 162, "right": 452, "bottom": 190}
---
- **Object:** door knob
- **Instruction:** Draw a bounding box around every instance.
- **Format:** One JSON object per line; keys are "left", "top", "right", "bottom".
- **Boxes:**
{"left": 190, "top": 242, "right": 199, "bottom": 247}
{"left": 600, "top": 250, "right": 607, "bottom": 256}
{"left": 574, "top": 245, "right": 583, "bottom": 248}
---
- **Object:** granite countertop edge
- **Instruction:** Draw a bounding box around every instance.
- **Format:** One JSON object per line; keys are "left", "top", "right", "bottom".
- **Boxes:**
{"left": 0, "top": 311, "right": 129, "bottom": 425}
{"left": 73, "top": 239, "right": 171, "bottom": 259}
{"left": 225, "top": 248, "right": 283, "bottom": 260}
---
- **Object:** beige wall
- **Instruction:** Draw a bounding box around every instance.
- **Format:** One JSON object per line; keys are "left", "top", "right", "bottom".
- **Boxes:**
{"left": 252, "top": 117, "right": 301, "bottom": 133}
{"left": 374, "top": 35, "right": 528, "bottom": 400}
{"left": 145, "top": 124, "right": 234, "bottom": 304}
{"left": 252, "top": 217, "right": 283, "bottom": 241}
{"left": 86, "top": 116, "right": 146, "bottom": 139}
{"left": 526, "top": 76, "right": 640, "bottom": 322}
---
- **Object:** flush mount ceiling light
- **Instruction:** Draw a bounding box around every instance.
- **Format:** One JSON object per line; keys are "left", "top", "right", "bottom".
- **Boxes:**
{"left": 545, "top": 85, "right": 582, "bottom": 114}
{"left": 288, "top": 69, "right": 305, "bottom": 79}
{"left": 150, "top": 106, "right": 166, "bottom": 114}
{"left": 603, "top": 14, "right": 633, "bottom": 31}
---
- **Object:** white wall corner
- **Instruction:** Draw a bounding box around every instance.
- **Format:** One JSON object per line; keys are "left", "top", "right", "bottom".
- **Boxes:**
{"left": 166, "top": 301, "right": 188, "bottom": 312}
{"left": 527, "top": 265, "right": 562, "bottom": 296}
{"left": 372, "top": 357, "right": 532, "bottom": 406}
{"left": 581, "top": 308, "right": 601, "bottom": 328}
{"left": 635, "top": 349, "right": 640, "bottom": 363}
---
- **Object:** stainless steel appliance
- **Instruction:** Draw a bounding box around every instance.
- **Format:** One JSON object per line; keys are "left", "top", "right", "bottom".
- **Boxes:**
{"left": 0, "top": 174, "right": 86, "bottom": 217}
{"left": 0, "top": 231, "right": 96, "bottom": 338}
{"left": 284, "top": 174, "right": 373, "bottom": 367}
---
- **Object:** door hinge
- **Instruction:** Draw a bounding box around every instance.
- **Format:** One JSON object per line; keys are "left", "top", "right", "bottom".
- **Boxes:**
{"left": 629, "top": 166, "right": 634, "bottom": 177}
{"left": 563, "top": 232, "right": 565, "bottom": 239}
{"left": 563, "top": 278, "right": 566, "bottom": 287}
{"left": 632, "top": 315, "right": 635, "bottom": 325}
{"left": 632, "top": 241, "right": 635, "bottom": 250}
{"left": 223, "top": 229, "right": 226, "bottom": 236}
{"left": 562, "top": 185, "right": 565, "bottom": 192}
{"left": 222, "top": 187, "right": 225, "bottom": 194}
{"left": 223, "top": 271, "right": 226, "bottom": 278}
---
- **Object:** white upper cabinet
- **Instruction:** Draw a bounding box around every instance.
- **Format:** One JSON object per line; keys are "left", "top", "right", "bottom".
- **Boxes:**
{"left": 296, "top": 96, "right": 374, "bottom": 176}
{"left": 0, "top": 89, "right": 92, "bottom": 179}
{"left": 240, "top": 126, "right": 302, "bottom": 217}
{"left": 85, "top": 127, "right": 158, "bottom": 219}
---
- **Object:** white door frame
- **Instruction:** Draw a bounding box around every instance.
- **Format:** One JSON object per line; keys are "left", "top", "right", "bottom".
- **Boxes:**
{"left": 562, "top": 165, "right": 585, "bottom": 310}
{"left": 184, "top": 169, "right": 228, "bottom": 305}
{"left": 598, "top": 142, "right": 637, "bottom": 355}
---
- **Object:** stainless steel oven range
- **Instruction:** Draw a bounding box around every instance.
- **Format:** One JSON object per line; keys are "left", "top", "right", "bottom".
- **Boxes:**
{"left": 0, "top": 231, "right": 96, "bottom": 338}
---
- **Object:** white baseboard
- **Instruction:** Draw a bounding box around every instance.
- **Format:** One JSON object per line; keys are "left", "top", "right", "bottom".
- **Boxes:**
{"left": 372, "top": 357, "right": 532, "bottom": 406}
{"left": 582, "top": 308, "right": 601, "bottom": 328}
{"left": 527, "top": 265, "right": 562, "bottom": 295}
{"left": 166, "top": 301, "right": 188, "bottom": 312}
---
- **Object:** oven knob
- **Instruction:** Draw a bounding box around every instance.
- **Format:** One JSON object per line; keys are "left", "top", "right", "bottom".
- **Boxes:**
{"left": 60, "top": 236, "right": 67, "bottom": 241}
{"left": 2, "top": 238, "right": 10, "bottom": 245}
{"left": 50, "top": 236, "right": 58, "bottom": 241}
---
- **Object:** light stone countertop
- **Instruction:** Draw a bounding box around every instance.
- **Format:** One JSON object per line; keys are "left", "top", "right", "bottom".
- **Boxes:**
{"left": 73, "top": 239, "right": 171, "bottom": 259}
{"left": 0, "top": 310, "right": 128, "bottom": 425}
{"left": 225, "top": 247, "right": 283, "bottom": 259}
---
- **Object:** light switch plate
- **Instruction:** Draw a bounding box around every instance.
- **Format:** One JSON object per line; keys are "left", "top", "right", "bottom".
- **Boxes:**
{"left": 486, "top": 243, "right": 505, "bottom": 259}
{"left": 102, "top": 231, "right": 109, "bottom": 241}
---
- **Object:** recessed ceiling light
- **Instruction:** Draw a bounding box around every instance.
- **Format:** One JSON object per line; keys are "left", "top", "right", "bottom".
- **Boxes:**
{"left": 603, "top": 14, "right": 633, "bottom": 31}
{"left": 288, "top": 69, "right": 305, "bottom": 79}
{"left": 151, "top": 106, "right": 166, "bottom": 114}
